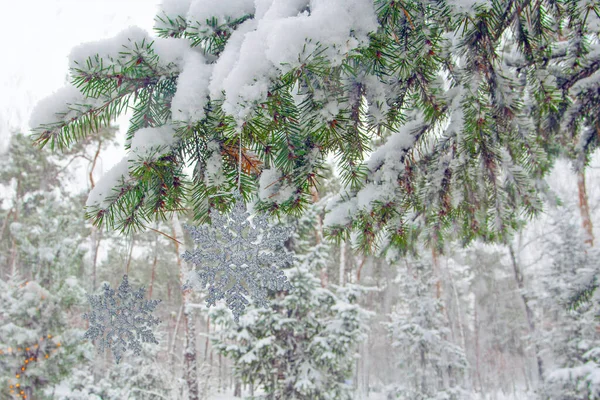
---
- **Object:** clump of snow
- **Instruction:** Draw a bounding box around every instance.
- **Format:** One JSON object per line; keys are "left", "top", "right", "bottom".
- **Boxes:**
{"left": 29, "top": 85, "right": 90, "bottom": 129}
{"left": 151, "top": 36, "right": 192, "bottom": 67}
{"left": 239, "top": 350, "right": 258, "bottom": 364}
{"left": 86, "top": 158, "right": 130, "bottom": 208}
{"left": 60, "top": 0, "right": 380, "bottom": 130}
{"left": 69, "top": 26, "right": 191, "bottom": 73}
{"left": 366, "top": 118, "right": 419, "bottom": 181}
{"left": 156, "top": 0, "right": 192, "bottom": 22}
{"left": 258, "top": 168, "right": 297, "bottom": 203}
{"left": 443, "top": 86, "right": 466, "bottom": 139}
{"left": 208, "top": 0, "right": 378, "bottom": 123}
{"left": 258, "top": 168, "right": 282, "bottom": 201}
{"left": 130, "top": 124, "right": 177, "bottom": 156}
{"left": 69, "top": 26, "right": 149, "bottom": 70}
{"left": 187, "top": 0, "right": 255, "bottom": 25}
{"left": 356, "top": 182, "right": 395, "bottom": 209}
{"left": 171, "top": 50, "right": 213, "bottom": 123}
{"left": 363, "top": 74, "right": 391, "bottom": 124}
{"left": 570, "top": 70, "right": 600, "bottom": 95}
{"left": 323, "top": 194, "right": 357, "bottom": 227}
{"left": 208, "top": 19, "right": 257, "bottom": 102}
{"left": 204, "top": 140, "right": 226, "bottom": 185}
{"left": 324, "top": 115, "right": 421, "bottom": 218}
{"left": 318, "top": 100, "right": 341, "bottom": 122}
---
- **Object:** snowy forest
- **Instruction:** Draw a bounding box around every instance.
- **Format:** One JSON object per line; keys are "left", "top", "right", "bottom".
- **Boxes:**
{"left": 2, "top": 0, "right": 600, "bottom": 399}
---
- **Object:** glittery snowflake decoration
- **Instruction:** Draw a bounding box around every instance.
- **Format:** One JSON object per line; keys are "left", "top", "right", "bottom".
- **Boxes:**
{"left": 82, "top": 275, "right": 161, "bottom": 364}
{"left": 182, "top": 192, "right": 293, "bottom": 322}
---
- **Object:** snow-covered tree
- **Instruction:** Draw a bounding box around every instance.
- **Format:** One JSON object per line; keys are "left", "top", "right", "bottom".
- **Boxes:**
{"left": 0, "top": 274, "right": 91, "bottom": 399}
{"left": 385, "top": 257, "right": 468, "bottom": 399}
{"left": 46, "top": 333, "right": 175, "bottom": 400}
{"left": 209, "top": 210, "right": 370, "bottom": 399}
{"left": 539, "top": 207, "right": 600, "bottom": 400}
{"left": 0, "top": 134, "right": 88, "bottom": 283}
{"left": 27, "top": 1, "right": 600, "bottom": 254}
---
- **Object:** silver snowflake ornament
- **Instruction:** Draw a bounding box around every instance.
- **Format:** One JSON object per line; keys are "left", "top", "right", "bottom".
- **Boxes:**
{"left": 82, "top": 275, "right": 161, "bottom": 364}
{"left": 182, "top": 192, "right": 293, "bottom": 322}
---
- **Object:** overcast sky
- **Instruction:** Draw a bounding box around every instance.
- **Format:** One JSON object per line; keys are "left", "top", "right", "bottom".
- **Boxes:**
{"left": 0, "top": 0, "right": 161, "bottom": 154}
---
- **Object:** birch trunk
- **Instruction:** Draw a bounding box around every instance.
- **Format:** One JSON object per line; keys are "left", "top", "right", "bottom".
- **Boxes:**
{"left": 172, "top": 216, "right": 199, "bottom": 400}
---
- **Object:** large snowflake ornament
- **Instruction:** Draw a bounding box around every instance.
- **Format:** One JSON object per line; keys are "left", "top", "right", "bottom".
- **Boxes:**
{"left": 182, "top": 192, "right": 293, "bottom": 322}
{"left": 82, "top": 275, "right": 161, "bottom": 364}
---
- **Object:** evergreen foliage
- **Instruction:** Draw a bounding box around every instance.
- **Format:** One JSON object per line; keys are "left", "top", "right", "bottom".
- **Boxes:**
{"left": 209, "top": 209, "right": 371, "bottom": 399}
{"left": 0, "top": 134, "right": 90, "bottom": 284}
{"left": 0, "top": 274, "right": 91, "bottom": 400}
{"left": 28, "top": 1, "right": 600, "bottom": 254}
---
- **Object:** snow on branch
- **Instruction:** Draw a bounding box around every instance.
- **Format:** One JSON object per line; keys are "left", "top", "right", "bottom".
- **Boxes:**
{"left": 69, "top": 26, "right": 191, "bottom": 73}
{"left": 29, "top": 85, "right": 94, "bottom": 130}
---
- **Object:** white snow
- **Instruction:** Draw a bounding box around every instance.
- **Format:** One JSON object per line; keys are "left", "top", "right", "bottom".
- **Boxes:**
{"left": 156, "top": 0, "right": 192, "bottom": 22}
{"left": 570, "top": 69, "right": 600, "bottom": 95}
{"left": 356, "top": 182, "right": 394, "bottom": 209}
{"left": 86, "top": 157, "right": 130, "bottom": 208}
{"left": 151, "top": 36, "right": 192, "bottom": 67}
{"left": 68, "top": 26, "right": 149, "bottom": 70}
{"left": 208, "top": 0, "right": 378, "bottom": 123}
{"left": 258, "top": 168, "right": 282, "bottom": 201}
{"left": 204, "top": 140, "right": 226, "bottom": 185}
{"left": 130, "top": 124, "right": 177, "bottom": 155}
{"left": 69, "top": 26, "right": 191, "bottom": 73}
{"left": 443, "top": 86, "right": 466, "bottom": 139}
{"left": 187, "top": 0, "right": 255, "bottom": 25}
{"left": 258, "top": 167, "right": 297, "bottom": 203}
{"left": 363, "top": 74, "right": 391, "bottom": 124}
{"left": 366, "top": 117, "right": 419, "bottom": 179}
{"left": 29, "top": 85, "right": 90, "bottom": 129}
{"left": 171, "top": 51, "right": 213, "bottom": 123}
{"left": 208, "top": 18, "right": 257, "bottom": 101}
{"left": 323, "top": 194, "right": 357, "bottom": 227}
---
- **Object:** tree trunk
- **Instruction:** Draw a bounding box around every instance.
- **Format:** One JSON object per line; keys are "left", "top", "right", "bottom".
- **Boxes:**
{"left": 508, "top": 244, "right": 544, "bottom": 381}
{"left": 205, "top": 316, "right": 211, "bottom": 361}
{"left": 148, "top": 233, "right": 158, "bottom": 298}
{"left": 339, "top": 240, "right": 346, "bottom": 286}
{"left": 474, "top": 304, "right": 483, "bottom": 392}
{"left": 577, "top": 169, "right": 594, "bottom": 247}
{"left": 169, "top": 303, "right": 183, "bottom": 368}
{"left": 356, "top": 256, "right": 366, "bottom": 283}
{"left": 125, "top": 234, "right": 135, "bottom": 275}
{"left": 183, "top": 306, "right": 199, "bottom": 400}
{"left": 449, "top": 265, "right": 471, "bottom": 390}
{"left": 172, "top": 216, "right": 199, "bottom": 400}
{"left": 89, "top": 140, "right": 102, "bottom": 290}
{"left": 91, "top": 226, "right": 102, "bottom": 290}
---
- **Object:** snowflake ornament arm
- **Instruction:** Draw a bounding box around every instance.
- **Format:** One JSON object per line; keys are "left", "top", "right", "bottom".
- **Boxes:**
{"left": 182, "top": 192, "right": 293, "bottom": 322}
{"left": 82, "top": 275, "right": 161, "bottom": 364}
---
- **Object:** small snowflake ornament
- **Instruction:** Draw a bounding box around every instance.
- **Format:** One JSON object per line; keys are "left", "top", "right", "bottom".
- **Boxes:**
{"left": 182, "top": 192, "right": 293, "bottom": 322}
{"left": 82, "top": 275, "right": 161, "bottom": 364}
